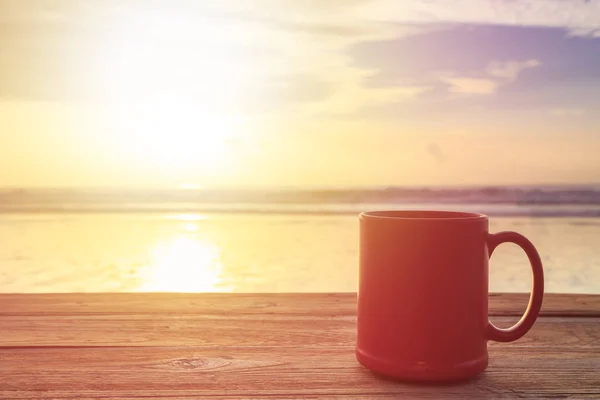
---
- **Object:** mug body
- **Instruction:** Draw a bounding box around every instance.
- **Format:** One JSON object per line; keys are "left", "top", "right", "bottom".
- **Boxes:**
{"left": 356, "top": 210, "right": 490, "bottom": 381}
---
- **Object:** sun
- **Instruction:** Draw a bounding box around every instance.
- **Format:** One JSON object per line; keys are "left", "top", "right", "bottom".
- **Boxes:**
{"left": 97, "top": 11, "right": 249, "bottom": 172}
{"left": 129, "top": 104, "right": 235, "bottom": 170}
{"left": 117, "top": 103, "right": 237, "bottom": 171}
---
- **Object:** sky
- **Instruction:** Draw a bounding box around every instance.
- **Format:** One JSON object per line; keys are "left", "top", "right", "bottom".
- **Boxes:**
{"left": 0, "top": 0, "right": 599, "bottom": 188}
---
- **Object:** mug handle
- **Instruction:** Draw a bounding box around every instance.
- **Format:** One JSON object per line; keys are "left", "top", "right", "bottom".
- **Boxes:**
{"left": 485, "top": 231, "right": 544, "bottom": 342}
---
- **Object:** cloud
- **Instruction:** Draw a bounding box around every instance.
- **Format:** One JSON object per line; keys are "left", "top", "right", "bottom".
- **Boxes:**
{"left": 349, "top": 23, "right": 600, "bottom": 113}
{"left": 350, "top": 25, "right": 599, "bottom": 87}
{"left": 486, "top": 59, "right": 541, "bottom": 82}
{"left": 434, "top": 60, "right": 541, "bottom": 95}
{"left": 298, "top": 67, "right": 430, "bottom": 115}
{"left": 442, "top": 77, "right": 499, "bottom": 95}
{"left": 353, "top": 0, "right": 600, "bottom": 37}
{"left": 1, "top": 0, "right": 600, "bottom": 119}
{"left": 5, "top": 1, "right": 599, "bottom": 33}
{"left": 313, "top": 83, "right": 429, "bottom": 115}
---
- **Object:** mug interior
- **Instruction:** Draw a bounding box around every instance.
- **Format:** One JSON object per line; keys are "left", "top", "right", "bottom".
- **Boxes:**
{"left": 360, "top": 210, "right": 487, "bottom": 220}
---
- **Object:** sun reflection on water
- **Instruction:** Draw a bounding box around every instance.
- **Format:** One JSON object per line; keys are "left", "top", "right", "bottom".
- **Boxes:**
{"left": 140, "top": 235, "right": 230, "bottom": 292}
{"left": 171, "top": 214, "right": 207, "bottom": 222}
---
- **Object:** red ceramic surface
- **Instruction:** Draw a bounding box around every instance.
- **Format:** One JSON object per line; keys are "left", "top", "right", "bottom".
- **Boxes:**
{"left": 356, "top": 210, "right": 544, "bottom": 381}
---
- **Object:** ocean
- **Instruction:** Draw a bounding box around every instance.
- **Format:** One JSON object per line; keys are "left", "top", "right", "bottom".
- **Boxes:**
{"left": 1, "top": 186, "right": 599, "bottom": 293}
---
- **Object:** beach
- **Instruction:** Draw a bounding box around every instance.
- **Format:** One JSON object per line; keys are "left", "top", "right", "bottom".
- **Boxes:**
{"left": 1, "top": 210, "right": 599, "bottom": 294}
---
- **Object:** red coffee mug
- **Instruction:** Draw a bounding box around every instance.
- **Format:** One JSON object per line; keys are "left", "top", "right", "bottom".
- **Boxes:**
{"left": 356, "top": 210, "right": 544, "bottom": 381}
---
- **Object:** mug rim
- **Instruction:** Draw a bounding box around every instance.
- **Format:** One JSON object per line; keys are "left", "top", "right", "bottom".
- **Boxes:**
{"left": 359, "top": 210, "right": 488, "bottom": 221}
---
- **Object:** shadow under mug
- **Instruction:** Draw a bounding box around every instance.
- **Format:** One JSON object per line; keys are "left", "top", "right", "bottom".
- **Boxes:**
{"left": 356, "top": 210, "right": 544, "bottom": 382}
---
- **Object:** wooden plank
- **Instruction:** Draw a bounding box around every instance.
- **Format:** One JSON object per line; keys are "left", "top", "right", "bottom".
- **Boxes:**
{"left": 1, "top": 314, "right": 598, "bottom": 348}
{"left": 0, "top": 346, "right": 598, "bottom": 399}
{"left": 0, "top": 293, "right": 599, "bottom": 399}
{"left": 2, "top": 396, "right": 596, "bottom": 400}
{"left": 1, "top": 293, "right": 599, "bottom": 317}
{"left": 488, "top": 292, "right": 600, "bottom": 316}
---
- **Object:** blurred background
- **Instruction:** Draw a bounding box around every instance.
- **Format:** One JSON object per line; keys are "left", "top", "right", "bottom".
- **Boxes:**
{"left": 1, "top": 0, "right": 599, "bottom": 293}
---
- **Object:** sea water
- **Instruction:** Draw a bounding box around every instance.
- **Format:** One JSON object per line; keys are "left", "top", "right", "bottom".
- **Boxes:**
{"left": 1, "top": 209, "right": 599, "bottom": 293}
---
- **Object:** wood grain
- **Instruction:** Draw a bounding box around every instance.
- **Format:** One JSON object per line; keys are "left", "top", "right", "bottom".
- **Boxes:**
{"left": 2, "top": 292, "right": 599, "bottom": 317}
{"left": 0, "top": 315, "right": 598, "bottom": 348}
{"left": 0, "top": 346, "right": 598, "bottom": 399}
{"left": 0, "top": 293, "right": 599, "bottom": 399}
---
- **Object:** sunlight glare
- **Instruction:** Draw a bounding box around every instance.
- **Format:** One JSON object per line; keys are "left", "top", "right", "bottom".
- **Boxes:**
{"left": 100, "top": 11, "right": 250, "bottom": 172}
{"left": 180, "top": 184, "right": 201, "bottom": 190}
{"left": 123, "top": 105, "right": 236, "bottom": 170}
{"left": 184, "top": 223, "right": 198, "bottom": 232}
{"left": 170, "top": 214, "right": 207, "bottom": 222}
{"left": 140, "top": 236, "right": 229, "bottom": 292}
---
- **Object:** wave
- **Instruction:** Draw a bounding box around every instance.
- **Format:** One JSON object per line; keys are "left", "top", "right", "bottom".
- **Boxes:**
{"left": 2, "top": 185, "right": 600, "bottom": 202}
{"left": 1, "top": 186, "right": 600, "bottom": 217}
{"left": 1, "top": 202, "right": 600, "bottom": 218}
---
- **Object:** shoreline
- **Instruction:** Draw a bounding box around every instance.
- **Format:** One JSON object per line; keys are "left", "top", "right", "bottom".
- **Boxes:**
{"left": 1, "top": 206, "right": 600, "bottom": 217}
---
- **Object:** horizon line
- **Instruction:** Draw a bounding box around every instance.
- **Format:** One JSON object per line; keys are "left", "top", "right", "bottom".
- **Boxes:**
{"left": 1, "top": 183, "right": 600, "bottom": 191}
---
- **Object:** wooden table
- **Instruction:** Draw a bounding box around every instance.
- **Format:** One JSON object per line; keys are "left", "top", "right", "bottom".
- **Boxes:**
{"left": 1, "top": 293, "right": 599, "bottom": 399}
